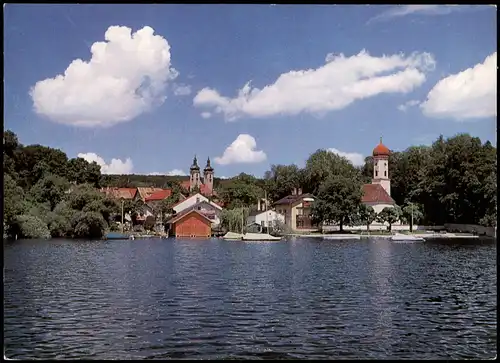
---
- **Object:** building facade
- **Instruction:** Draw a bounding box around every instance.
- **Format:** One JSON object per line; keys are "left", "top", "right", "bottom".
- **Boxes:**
{"left": 361, "top": 138, "right": 396, "bottom": 214}
{"left": 274, "top": 188, "right": 317, "bottom": 232}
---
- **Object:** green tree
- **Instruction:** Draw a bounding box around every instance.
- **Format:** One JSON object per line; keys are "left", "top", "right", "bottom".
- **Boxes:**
{"left": 220, "top": 207, "right": 249, "bottom": 233}
{"left": 311, "top": 175, "right": 363, "bottom": 232}
{"left": 28, "top": 174, "right": 70, "bottom": 210}
{"left": 376, "top": 207, "right": 400, "bottom": 232}
{"left": 71, "top": 211, "right": 107, "bottom": 239}
{"left": 402, "top": 203, "right": 423, "bottom": 232}
{"left": 264, "top": 164, "right": 303, "bottom": 202}
{"left": 358, "top": 204, "right": 377, "bottom": 233}
{"left": 11, "top": 215, "right": 51, "bottom": 239}
{"left": 304, "top": 149, "right": 360, "bottom": 195}
{"left": 4, "top": 174, "right": 27, "bottom": 233}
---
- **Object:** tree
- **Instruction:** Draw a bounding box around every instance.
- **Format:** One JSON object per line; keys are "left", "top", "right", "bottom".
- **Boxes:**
{"left": 220, "top": 177, "right": 263, "bottom": 209}
{"left": 358, "top": 204, "right": 377, "bottom": 233}
{"left": 71, "top": 211, "right": 107, "bottom": 239}
{"left": 220, "top": 207, "right": 249, "bottom": 233}
{"left": 376, "top": 207, "right": 400, "bottom": 232}
{"left": 311, "top": 175, "right": 363, "bottom": 232}
{"left": 264, "top": 164, "right": 303, "bottom": 202}
{"left": 28, "top": 174, "right": 71, "bottom": 210}
{"left": 402, "top": 203, "right": 423, "bottom": 232}
{"left": 304, "top": 149, "right": 360, "bottom": 195}
{"left": 11, "top": 215, "right": 51, "bottom": 239}
{"left": 4, "top": 174, "right": 27, "bottom": 233}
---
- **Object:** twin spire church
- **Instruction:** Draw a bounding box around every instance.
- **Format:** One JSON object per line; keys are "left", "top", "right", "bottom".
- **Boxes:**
{"left": 180, "top": 155, "right": 215, "bottom": 196}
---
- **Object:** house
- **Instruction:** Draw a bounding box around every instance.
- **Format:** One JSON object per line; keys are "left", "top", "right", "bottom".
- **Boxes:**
{"left": 179, "top": 155, "right": 216, "bottom": 196}
{"left": 247, "top": 209, "right": 285, "bottom": 229}
{"left": 167, "top": 209, "right": 212, "bottom": 238}
{"left": 100, "top": 187, "right": 137, "bottom": 200}
{"left": 361, "top": 138, "right": 396, "bottom": 214}
{"left": 135, "top": 187, "right": 166, "bottom": 202}
{"left": 274, "top": 188, "right": 317, "bottom": 232}
{"left": 171, "top": 193, "right": 223, "bottom": 225}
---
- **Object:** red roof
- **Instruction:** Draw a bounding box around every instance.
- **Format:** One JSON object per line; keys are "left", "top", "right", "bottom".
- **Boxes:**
{"left": 100, "top": 187, "right": 137, "bottom": 199}
{"left": 144, "top": 189, "right": 172, "bottom": 202}
{"left": 373, "top": 139, "right": 390, "bottom": 157}
{"left": 362, "top": 184, "right": 395, "bottom": 204}
{"left": 167, "top": 209, "right": 213, "bottom": 224}
{"left": 180, "top": 180, "right": 216, "bottom": 196}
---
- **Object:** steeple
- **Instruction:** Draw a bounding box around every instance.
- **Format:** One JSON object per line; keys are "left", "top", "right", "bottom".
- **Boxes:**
{"left": 190, "top": 154, "right": 200, "bottom": 170}
{"left": 204, "top": 156, "right": 213, "bottom": 171}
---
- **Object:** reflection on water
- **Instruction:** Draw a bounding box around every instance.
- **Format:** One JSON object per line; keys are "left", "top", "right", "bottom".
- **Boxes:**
{"left": 4, "top": 237, "right": 497, "bottom": 359}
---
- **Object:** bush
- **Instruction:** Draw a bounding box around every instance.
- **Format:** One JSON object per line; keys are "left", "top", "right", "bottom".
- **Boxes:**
{"left": 13, "top": 215, "right": 51, "bottom": 239}
{"left": 71, "top": 211, "right": 107, "bottom": 239}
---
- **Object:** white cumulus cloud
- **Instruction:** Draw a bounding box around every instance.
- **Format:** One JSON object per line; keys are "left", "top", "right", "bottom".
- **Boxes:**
{"left": 78, "top": 152, "right": 133, "bottom": 174}
{"left": 328, "top": 148, "right": 365, "bottom": 166}
{"left": 398, "top": 99, "right": 420, "bottom": 112}
{"left": 193, "top": 50, "right": 435, "bottom": 121}
{"left": 420, "top": 52, "right": 497, "bottom": 121}
{"left": 200, "top": 112, "right": 212, "bottom": 119}
{"left": 173, "top": 84, "right": 192, "bottom": 96}
{"left": 30, "top": 25, "right": 178, "bottom": 128}
{"left": 214, "top": 134, "right": 267, "bottom": 165}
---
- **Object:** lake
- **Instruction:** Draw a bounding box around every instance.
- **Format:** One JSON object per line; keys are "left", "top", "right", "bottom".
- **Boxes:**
{"left": 3, "top": 237, "right": 497, "bottom": 360}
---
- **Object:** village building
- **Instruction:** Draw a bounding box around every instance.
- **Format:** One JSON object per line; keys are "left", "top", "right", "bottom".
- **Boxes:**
{"left": 361, "top": 138, "right": 396, "bottom": 213}
{"left": 180, "top": 156, "right": 215, "bottom": 196}
{"left": 247, "top": 209, "right": 285, "bottom": 231}
{"left": 274, "top": 188, "right": 317, "bottom": 232}
{"left": 171, "top": 193, "right": 223, "bottom": 226}
{"left": 167, "top": 209, "right": 212, "bottom": 238}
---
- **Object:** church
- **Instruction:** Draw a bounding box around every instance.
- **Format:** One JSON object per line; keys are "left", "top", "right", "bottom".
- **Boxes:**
{"left": 361, "top": 138, "right": 396, "bottom": 213}
{"left": 180, "top": 155, "right": 215, "bottom": 196}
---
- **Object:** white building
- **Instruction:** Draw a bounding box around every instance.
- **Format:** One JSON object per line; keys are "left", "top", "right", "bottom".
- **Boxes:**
{"left": 172, "top": 193, "right": 223, "bottom": 226}
{"left": 361, "top": 138, "right": 396, "bottom": 214}
{"left": 247, "top": 209, "right": 285, "bottom": 228}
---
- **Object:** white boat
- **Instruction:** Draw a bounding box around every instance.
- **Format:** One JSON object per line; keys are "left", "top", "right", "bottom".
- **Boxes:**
{"left": 391, "top": 233, "right": 425, "bottom": 242}
{"left": 242, "top": 233, "right": 282, "bottom": 241}
{"left": 323, "top": 235, "right": 361, "bottom": 240}
{"left": 222, "top": 232, "right": 245, "bottom": 240}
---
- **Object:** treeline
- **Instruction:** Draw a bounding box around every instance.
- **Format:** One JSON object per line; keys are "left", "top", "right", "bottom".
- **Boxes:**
{"left": 100, "top": 174, "right": 230, "bottom": 189}
{"left": 218, "top": 133, "right": 496, "bottom": 229}
{"left": 3, "top": 131, "right": 183, "bottom": 240}
{"left": 3, "top": 130, "right": 497, "bottom": 239}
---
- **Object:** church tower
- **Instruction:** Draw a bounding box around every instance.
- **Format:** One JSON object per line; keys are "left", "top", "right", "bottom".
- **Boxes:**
{"left": 189, "top": 155, "right": 201, "bottom": 191}
{"left": 372, "top": 137, "right": 391, "bottom": 196}
{"left": 203, "top": 157, "right": 214, "bottom": 195}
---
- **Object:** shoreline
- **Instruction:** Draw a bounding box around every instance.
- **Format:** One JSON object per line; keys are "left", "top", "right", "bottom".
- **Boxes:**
{"left": 285, "top": 233, "right": 491, "bottom": 240}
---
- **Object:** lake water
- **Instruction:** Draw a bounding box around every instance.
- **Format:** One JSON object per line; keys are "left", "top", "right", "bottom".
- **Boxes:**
{"left": 4, "top": 237, "right": 497, "bottom": 360}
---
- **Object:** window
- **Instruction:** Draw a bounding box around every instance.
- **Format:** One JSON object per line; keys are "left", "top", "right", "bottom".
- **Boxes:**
{"left": 384, "top": 171, "right": 387, "bottom": 177}
{"left": 297, "top": 209, "right": 303, "bottom": 216}
{"left": 196, "top": 197, "right": 200, "bottom": 203}
{"left": 261, "top": 221, "right": 265, "bottom": 227}
{"left": 375, "top": 170, "right": 378, "bottom": 177}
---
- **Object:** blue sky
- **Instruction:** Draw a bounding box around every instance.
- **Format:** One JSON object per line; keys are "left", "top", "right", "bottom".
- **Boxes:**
{"left": 4, "top": 5, "right": 497, "bottom": 178}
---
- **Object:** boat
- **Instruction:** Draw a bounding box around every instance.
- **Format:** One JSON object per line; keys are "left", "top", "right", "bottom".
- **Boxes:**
{"left": 323, "top": 234, "right": 361, "bottom": 240}
{"left": 104, "top": 232, "right": 131, "bottom": 240}
{"left": 391, "top": 233, "right": 425, "bottom": 242}
{"left": 242, "top": 233, "right": 282, "bottom": 241}
{"left": 222, "top": 231, "right": 245, "bottom": 240}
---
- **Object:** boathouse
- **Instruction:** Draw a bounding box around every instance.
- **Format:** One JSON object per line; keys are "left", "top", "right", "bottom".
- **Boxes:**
{"left": 167, "top": 209, "right": 212, "bottom": 238}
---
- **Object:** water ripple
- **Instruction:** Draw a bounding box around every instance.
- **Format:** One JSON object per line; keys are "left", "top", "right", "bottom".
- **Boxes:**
{"left": 4, "top": 237, "right": 497, "bottom": 359}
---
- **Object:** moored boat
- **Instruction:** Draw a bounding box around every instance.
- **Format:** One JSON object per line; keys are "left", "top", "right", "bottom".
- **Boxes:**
{"left": 104, "top": 232, "right": 131, "bottom": 240}
{"left": 391, "top": 233, "right": 425, "bottom": 242}
{"left": 242, "top": 233, "right": 282, "bottom": 241}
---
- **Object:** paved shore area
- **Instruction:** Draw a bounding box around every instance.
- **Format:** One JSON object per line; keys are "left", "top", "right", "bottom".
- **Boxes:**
{"left": 286, "top": 233, "right": 486, "bottom": 239}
